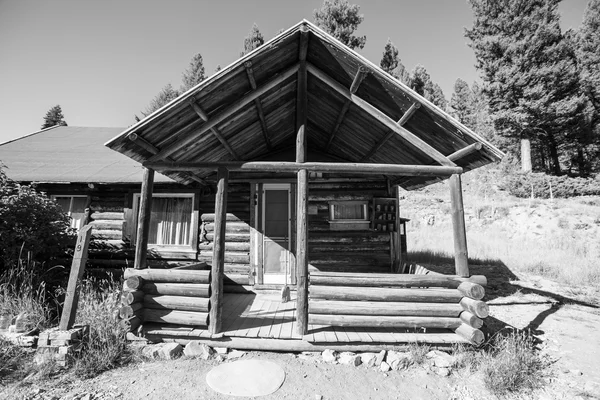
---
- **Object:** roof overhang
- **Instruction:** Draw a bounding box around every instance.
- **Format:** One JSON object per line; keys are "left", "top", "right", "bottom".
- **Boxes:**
{"left": 106, "top": 20, "right": 503, "bottom": 190}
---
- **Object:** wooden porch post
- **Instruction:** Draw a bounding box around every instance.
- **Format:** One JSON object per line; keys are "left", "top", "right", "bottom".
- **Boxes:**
{"left": 296, "top": 26, "right": 309, "bottom": 336}
{"left": 134, "top": 167, "right": 154, "bottom": 270}
{"left": 209, "top": 167, "right": 229, "bottom": 334}
{"left": 449, "top": 174, "right": 469, "bottom": 277}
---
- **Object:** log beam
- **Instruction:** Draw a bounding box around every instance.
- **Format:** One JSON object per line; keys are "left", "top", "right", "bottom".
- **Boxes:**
{"left": 244, "top": 61, "right": 272, "bottom": 150}
{"left": 134, "top": 167, "right": 154, "bottom": 270}
{"left": 209, "top": 167, "right": 229, "bottom": 334}
{"left": 447, "top": 142, "right": 483, "bottom": 162}
{"left": 449, "top": 174, "right": 469, "bottom": 277}
{"left": 350, "top": 66, "right": 370, "bottom": 94}
{"left": 325, "top": 100, "right": 351, "bottom": 151}
{"left": 307, "top": 63, "right": 455, "bottom": 167}
{"left": 148, "top": 63, "right": 300, "bottom": 161}
{"left": 143, "top": 161, "right": 463, "bottom": 176}
{"left": 189, "top": 99, "right": 239, "bottom": 160}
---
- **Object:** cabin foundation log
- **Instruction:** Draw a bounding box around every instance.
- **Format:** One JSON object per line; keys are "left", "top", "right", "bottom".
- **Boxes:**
{"left": 134, "top": 167, "right": 154, "bottom": 270}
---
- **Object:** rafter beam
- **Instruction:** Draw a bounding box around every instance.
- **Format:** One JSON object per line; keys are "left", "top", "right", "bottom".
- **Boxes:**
{"left": 448, "top": 142, "right": 483, "bottom": 162}
{"left": 189, "top": 98, "right": 239, "bottom": 160}
{"left": 244, "top": 61, "right": 272, "bottom": 150}
{"left": 360, "top": 102, "right": 421, "bottom": 162}
{"left": 325, "top": 100, "right": 351, "bottom": 151}
{"left": 350, "top": 66, "right": 370, "bottom": 94}
{"left": 143, "top": 161, "right": 463, "bottom": 176}
{"left": 147, "top": 63, "right": 300, "bottom": 162}
{"left": 127, "top": 132, "right": 207, "bottom": 185}
{"left": 307, "top": 63, "right": 456, "bottom": 167}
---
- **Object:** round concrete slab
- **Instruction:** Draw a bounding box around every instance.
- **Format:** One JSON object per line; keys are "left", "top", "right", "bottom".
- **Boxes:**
{"left": 206, "top": 359, "right": 285, "bottom": 397}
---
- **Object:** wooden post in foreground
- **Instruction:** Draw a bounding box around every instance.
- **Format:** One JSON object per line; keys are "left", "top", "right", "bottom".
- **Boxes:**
{"left": 209, "top": 167, "right": 229, "bottom": 334}
{"left": 296, "top": 125, "right": 309, "bottom": 335}
{"left": 449, "top": 174, "right": 469, "bottom": 277}
{"left": 59, "top": 225, "right": 93, "bottom": 330}
{"left": 134, "top": 167, "right": 154, "bottom": 270}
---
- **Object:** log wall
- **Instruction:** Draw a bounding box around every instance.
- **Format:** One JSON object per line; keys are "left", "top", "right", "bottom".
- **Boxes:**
{"left": 308, "top": 271, "right": 488, "bottom": 345}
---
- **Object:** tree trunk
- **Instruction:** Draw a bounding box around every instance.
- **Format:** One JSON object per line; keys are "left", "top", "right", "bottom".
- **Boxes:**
{"left": 520, "top": 137, "right": 532, "bottom": 172}
{"left": 547, "top": 138, "right": 561, "bottom": 175}
{"left": 577, "top": 148, "right": 587, "bottom": 177}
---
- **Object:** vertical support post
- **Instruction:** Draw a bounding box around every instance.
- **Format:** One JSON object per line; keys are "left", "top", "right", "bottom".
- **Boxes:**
{"left": 296, "top": 26, "right": 309, "bottom": 336}
{"left": 209, "top": 167, "right": 229, "bottom": 335}
{"left": 449, "top": 174, "right": 469, "bottom": 277}
{"left": 134, "top": 167, "right": 154, "bottom": 270}
{"left": 59, "top": 225, "right": 92, "bottom": 330}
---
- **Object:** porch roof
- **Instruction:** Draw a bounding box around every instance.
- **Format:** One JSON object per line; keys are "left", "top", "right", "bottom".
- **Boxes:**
{"left": 105, "top": 20, "right": 503, "bottom": 190}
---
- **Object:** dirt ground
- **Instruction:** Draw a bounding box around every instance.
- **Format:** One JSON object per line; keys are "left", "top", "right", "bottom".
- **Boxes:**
{"left": 2, "top": 266, "right": 599, "bottom": 400}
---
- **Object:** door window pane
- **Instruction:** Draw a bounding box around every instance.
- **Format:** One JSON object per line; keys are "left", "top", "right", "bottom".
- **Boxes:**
{"left": 264, "top": 190, "right": 288, "bottom": 237}
{"left": 264, "top": 239, "right": 288, "bottom": 274}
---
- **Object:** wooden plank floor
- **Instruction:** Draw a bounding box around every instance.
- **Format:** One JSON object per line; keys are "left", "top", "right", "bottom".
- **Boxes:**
{"left": 220, "top": 293, "right": 468, "bottom": 344}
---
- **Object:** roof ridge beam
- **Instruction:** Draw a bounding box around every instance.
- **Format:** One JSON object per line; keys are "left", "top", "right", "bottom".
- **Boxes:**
{"left": 127, "top": 133, "right": 207, "bottom": 185}
{"left": 361, "top": 102, "right": 421, "bottom": 162}
{"left": 147, "top": 63, "right": 301, "bottom": 162}
{"left": 143, "top": 160, "right": 463, "bottom": 177}
{"left": 189, "top": 98, "right": 239, "bottom": 160}
{"left": 307, "top": 63, "right": 456, "bottom": 167}
{"left": 244, "top": 61, "right": 272, "bottom": 150}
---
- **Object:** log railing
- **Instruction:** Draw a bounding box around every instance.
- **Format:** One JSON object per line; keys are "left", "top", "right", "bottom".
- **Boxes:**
{"left": 308, "top": 271, "right": 487, "bottom": 345}
{"left": 119, "top": 268, "right": 211, "bottom": 333}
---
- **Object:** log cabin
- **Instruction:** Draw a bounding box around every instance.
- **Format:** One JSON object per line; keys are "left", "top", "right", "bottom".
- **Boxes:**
{"left": 1, "top": 20, "right": 503, "bottom": 350}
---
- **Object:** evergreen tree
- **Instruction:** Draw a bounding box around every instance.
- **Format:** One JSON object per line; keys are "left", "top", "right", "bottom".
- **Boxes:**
{"left": 450, "top": 78, "right": 474, "bottom": 124}
{"left": 380, "top": 39, "right": 410, "bottom": 84}
{"left": 41, "top": 105, "right": 68, "bottom": 129}
{"left": 409, "top": 65, "right": 447, "bottom": 110}
{"left": 181, "top": 53, "right": 206, "bottom": 92}
{"left": 139, "top": 84, "right": 180, "bottom": 119}
{"left": 466, "top": 0, "right": 586, "bottom": 174}
{"left": 430, "top": 83, "right": 447, "bottom": 111}
{"left": 241, "top": 23, "right": 265, "bottom": 56}
{"left": 313, "top": 0, "right": 366, "bottom": 50}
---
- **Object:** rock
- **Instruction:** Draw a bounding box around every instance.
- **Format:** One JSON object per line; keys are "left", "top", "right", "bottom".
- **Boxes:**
{"left": 228, "top": 350, "right": 245, "bottom": 360}
{"left": 360, "top": 352, "right": 377, "bottom": 367}
{"left": 434, "top": 367, "right": 451, "bottom": 377}
{"left": 141, "top": 344, "right": 162, "bottom": 359}
{"left": 338, "top": 352, "right": 361, "bottom": 366}
{"left": 214, "top": 347, "right": 228, "bottom": 354}
{"left": 183, "top": 341, "right": 214, "bottom": 360}
{"left": 584, "top": 381, "right": 600, "bottom": 398}
{"left": 159, "top": 343, "right": 182, "bottom": 360}
{"left": 375, "top": 350, "right": 386, "bottom": 366}
{"left": 322, "top": 349, "right": 338, "bottom": 364}
{"left": 426, "top": 350, "right": 454, "bottom": 368}
{"left": 315, "top": 395, "right": 323, "bottom": 400}
{"left": 569, "top": 369, "right": 583, "bottom": 376}
{"left": 380, "top": 361, "right": 391, "bottom": 372}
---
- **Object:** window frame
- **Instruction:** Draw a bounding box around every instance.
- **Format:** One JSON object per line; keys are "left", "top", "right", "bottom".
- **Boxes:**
{"left": 51, "top": 195, "right": 88, "bottom": 230}
{"left": 328, "top": 201, "right": 369, "bottom": 223}
{"left": 132, "top": 192, "right": 197, "bottom": 251}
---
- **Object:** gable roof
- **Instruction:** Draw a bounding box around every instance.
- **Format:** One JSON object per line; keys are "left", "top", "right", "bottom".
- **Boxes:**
{"left": 106, "top": 20, "right": 503, "bottom": 190}
{"left": 0, "top": 126, "right": 175, "bottom": 184}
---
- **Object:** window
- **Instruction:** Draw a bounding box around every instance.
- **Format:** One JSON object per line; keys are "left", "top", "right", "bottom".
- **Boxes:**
{"left": 134, "top": 194, "right": 194, "bottom": 247}
{"left": 329, "top": 201, "right": 369, "bottom": 221}
{"left": 53, "top": 196, "right": 87, "bottom": 230}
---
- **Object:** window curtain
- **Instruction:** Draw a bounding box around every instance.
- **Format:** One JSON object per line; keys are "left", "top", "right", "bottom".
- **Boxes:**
{"left": 148, "top": 197, "right": 192, "bottom": 245}
{"left": 334, "top": 204, "right": 365, "bottom": 220}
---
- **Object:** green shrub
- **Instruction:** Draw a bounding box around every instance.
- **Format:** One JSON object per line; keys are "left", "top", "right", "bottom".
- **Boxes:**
{"left": 501, "top": 172, "right": 600, "bottom": 198}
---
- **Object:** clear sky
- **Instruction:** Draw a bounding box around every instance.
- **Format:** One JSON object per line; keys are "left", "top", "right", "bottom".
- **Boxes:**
{"left": 0, "top": 0, "right": 589, "bottom": 144}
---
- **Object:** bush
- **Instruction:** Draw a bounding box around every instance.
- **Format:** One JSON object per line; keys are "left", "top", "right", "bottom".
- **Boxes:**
{"left": 0, "top": 165, "right": 75, "bottom": 271}
{"left": 501, "top": 172, "right": 600, "bottom": 198}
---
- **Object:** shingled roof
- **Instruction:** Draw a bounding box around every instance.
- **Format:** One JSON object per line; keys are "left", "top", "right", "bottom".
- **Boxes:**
{"left": 0, "top": 126, "right": 175, "bottom": 183}
{"left": 106, "top": 20, "right": 503, "bottom": 189}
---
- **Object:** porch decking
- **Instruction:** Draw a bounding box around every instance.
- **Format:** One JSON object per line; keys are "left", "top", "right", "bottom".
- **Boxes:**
{"left": 142, "top": 292, "right": 469, "bottom": 347}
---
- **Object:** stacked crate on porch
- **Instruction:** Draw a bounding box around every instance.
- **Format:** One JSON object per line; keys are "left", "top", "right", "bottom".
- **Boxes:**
{"left": 119, "top": 268, "right": 211, "bottom": 334}
{"left": 308, "top": 272, "right": 488, "bottom": 345}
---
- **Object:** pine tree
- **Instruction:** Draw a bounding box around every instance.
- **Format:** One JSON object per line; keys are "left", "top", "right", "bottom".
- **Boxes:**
{"left": 313, "top": 0, "right": 366, "bottom": 50}
{"left": 380, "top": 39, "right": 410, "bottom": 84}
{"left": 409, "top": 65, "right": 447, "bottom": 110}
{"left": 466, "top": 0, "right": 586, "bottom": 174}
{"left": 181, "top": 53, "right": 206, "bottom": 92}
{"left": 450, "top": 78, "right": 474, "bottom": 125}
{"left": 41, "top": 105, "right": 68, "bottom": 129}
{"left": 139, "top": 84, "right": 180, "bottom": 119}
{"left": 241, "top": 23, "right": 265, "bottom": 56}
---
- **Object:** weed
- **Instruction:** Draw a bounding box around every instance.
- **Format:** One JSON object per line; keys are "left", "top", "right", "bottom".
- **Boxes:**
{"left": 408, "top": 342, "right": 430, "bottom": 365}
{"left": 0, "top": 337, "right": 33, "bottom": 385}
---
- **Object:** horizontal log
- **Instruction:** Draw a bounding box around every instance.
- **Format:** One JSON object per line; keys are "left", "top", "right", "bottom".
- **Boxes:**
{"left": 119, "top": 303, "right": 142, "bottom": 319}
{"left": 204, "top": 222, "right": 250, "bottom": 233}
{"left": 125, "top": 276, "right": 144, "bottom": 290}
{"left": 310, "top": 274, "right": 476, "bottom": 289}
{"left": 121, "top": 290, "right": 144, "bottom": 305}
{"left": 418, "top": 269, "right": 488, "bottom": 287}
{"left": 124, "top": 268, "right": 210, "bottom": 284}
{"left": 460, "top": 297, "right": 489, "bottom": 318}
{"left": 457, "top": 282, "right": 485, "bottom": 300}
{"left": 459, "top": 311, "right": 483, "bottom": 329}
{"left": 201, "top": 213, "right": 249, "bottom": 222}
{"left": 89, "top": 220, "right": 124, "bottom": 230}
{"left": 312, "top": 271, "right": 487, "bottom": 287}
{"left": 144, "top": 161, "right": 463, "bottom": 176}
{"left": 198, "top": 252, "right": 250, "bottom": 264}
{"left": 205, "top": 232, "right": 250, "bottom": 242}
{"left": 143, "top": 309, "right": 208, "bottom": 327}
{"left": 309, "top": 300, "right": 463, "bottom": 317}
{"left": 119, "top": 316, "right": 141, "bottom": 332}
{"left": 144, "top": 295, "right": 209, "bottom": 313}
{"left": 142, "top": 283, "right": 210, "bottom": 298}
{"left": 309, "top": 286, "right": 463, "bottom": 303}
{"left": 308, "top": 314, "right": 462, "bottom": 329}
{"left": 198, "top": 242, "right": 250, "bottom": 252}
{"left": 172, "top": 262, "right": 210, "bottom": 270}
{"left": 455, "top": 323, "right": 484, "bottom": 345}
{"left": 92, "top": 230, "right": 122, "bottom": 240}
{"left": 224, "top": 274, "right": 249, "bottom": 285}
{"left": 90, "top": 212, "right": 124, "bottom": 220}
